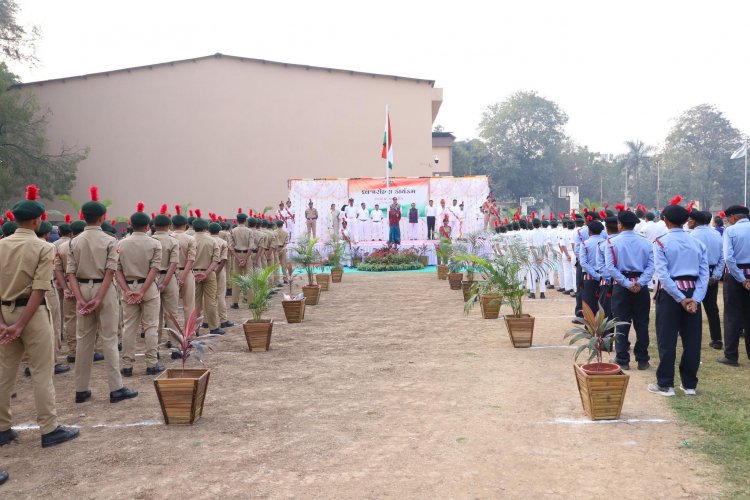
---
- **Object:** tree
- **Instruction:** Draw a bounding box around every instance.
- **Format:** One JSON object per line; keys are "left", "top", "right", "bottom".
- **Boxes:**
{"left": 0, "top": 0, "right": 40, "bottom": 66}
{"left": 0, "top": 63, "right": 86, "bottom": 209}
{"left": 452, "top": 139, "right": 493, "bottom": 177}
{"left": 622, "top": 139, "right": 654, "bottom": 203}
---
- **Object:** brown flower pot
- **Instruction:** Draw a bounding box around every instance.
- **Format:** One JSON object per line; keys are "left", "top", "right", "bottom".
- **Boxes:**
{"left": 504, "top": 314, "right": 535, "bottom": 348}
{"left": 352, "top": 257, "right": 362, "bottom": 267}
{"left": 282, "top": 298, "right": 306, "bottom": 323}
{"left": 461, "top": 281, "right": 475, "bottom": 302}
{"left": 330, "top": 267, "right": 343, "bottom": 283}
{"left": 316, "top": 273, "right": 330, "bottom": 291}
{"left": 153, "top": 368, "right": 211, "bottom": 425}
{"left": 302, "top": 284, "right": 321, "bottom": 305}
{"left": 437, "top": 265, "right": 448, "bottom": 280}
{"left": 418, "top": 256, "right": 429, "bottom": 266}
{"left": 479, "top": 293, "right": 501, "bottom": 319}
{"left": 581, "top": 362, "right": 622, "bottom": 376}
{"left": 243, "top": 319, "right": 273, "bottom": 351}
{"left": 448, "top": 272, "right": 463, "bottom": 290}
{"left": 574, "top": 363, "right": 629, "bottom": 420}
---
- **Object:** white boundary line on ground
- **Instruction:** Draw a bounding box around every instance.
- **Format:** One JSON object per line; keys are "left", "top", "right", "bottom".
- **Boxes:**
{"left": 12, "top": 419, "right": 162, "bottom": 431}
{"left": 545, "top": 417, "right": 671, "bottom": 425}
{"left": 528, "top": 345, "right": 576, "bottom": 349}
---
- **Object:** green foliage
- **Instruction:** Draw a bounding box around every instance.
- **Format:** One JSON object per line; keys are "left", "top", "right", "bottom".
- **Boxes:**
{"left": 356, "top": 262, "right": 424, "bottom": 272}
{"left": 0, "top": 0, "right": 39, "bottom": 65}
{"left": 324, "top": 233, "right": 345, "bottom": 269}
{"left": 0, "top": 63, "right": 87, "bottom": 209}
{"left": 564, "top": 302, "right": 626, "bottom": 364}
{"left": 435, "top": 237, "right": 452, "bottom": 263}
{"left": 290, "top": 236, "right": 321, "bottom": 286}
{"left": 456, "top": 252, "right": 525, "bottom": 317}
{"left": 229, "top": 264, "right": 279, "bottom": 321}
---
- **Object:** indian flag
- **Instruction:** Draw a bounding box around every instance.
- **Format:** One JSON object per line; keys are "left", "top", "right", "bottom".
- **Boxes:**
{"left": 381, "top": 106, "right": 393, "bottom": 170}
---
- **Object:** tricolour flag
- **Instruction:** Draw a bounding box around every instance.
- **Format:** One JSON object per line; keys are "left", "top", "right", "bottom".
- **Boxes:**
{"left": 381, "top": 107, "right": 393, "bottom": 170}
{"left": 731, "top": 142, "right": 747, "bottom": 160}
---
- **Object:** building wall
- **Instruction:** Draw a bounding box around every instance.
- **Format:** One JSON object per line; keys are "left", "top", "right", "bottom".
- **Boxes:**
{"left": 431, "top": 145, "right": 453, "bottom": 175}
{"left": 19, "top": 55, "right": 442, "bottom": 219}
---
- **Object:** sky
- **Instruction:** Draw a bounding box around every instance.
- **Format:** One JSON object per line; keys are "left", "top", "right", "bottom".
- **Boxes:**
{"left": 12, "top": 0, "right": 750, "bottom": 155}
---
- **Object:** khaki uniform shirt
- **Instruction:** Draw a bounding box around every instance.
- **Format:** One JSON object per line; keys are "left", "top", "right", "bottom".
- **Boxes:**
{"left": 193, "top": 232, "right": 220, "bottom": 270}
{"left": 66, "top": 226, "right": 118, "bottom": 279}
{"left": 305, "top": 208, "right": 318, "bottom": 220}
{"left": 0, "top": 228, "right": 54, "bottom": 301}
{"left": 260, "top": 229, "right": 273, "bottom": 250}
{"left": 172, "top": 230, "right": 197, "bottom": 269}
{"left": 229, "top": 225, "right": 253, "bottom": 251}
{"left": 250, "top": 228, "right": 263, "bottom": 251}
{"left": 152, "top": 231, "right": 179, "bottom": 271}
{"left": 53, "top": 236, "right": 72, "bottom": 287}
{"left": 117, "top": 232, "right": 161, "bottom": 300}
{"left": 212, "top": 234, "right": 229, "bottom": 263}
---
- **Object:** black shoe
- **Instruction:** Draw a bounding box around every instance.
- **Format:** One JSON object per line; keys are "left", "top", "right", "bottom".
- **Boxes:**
{"left": 66, "top": 355, "right": 76, "bottom": 363}
{"left": 709, "top": 341, "right": 723, "bottom": 350}
{"left": 0, "top": 470, "right": 7, "bottom": 485}
{"left": 118, "top": 343, "right": 122, "bottom": 352}
{"left": 557, "top": 288, "right": 565, "bottom": 292}
{"left": 230, "top": 303, "right": 239, "bottom": 309}
{"left": 220, "top": 321, "right": 235, "bottom": 328}
{"left": 120, "top": 367, "right": 133, "bottom": 377}
{"left": 75, "top": 390, "right": 91, "bottom": 403}
{"left": 165, "top": 341, "right": 172, "bottom": 349}
{"left": 146, "top": 363, "right": 166, "bottom": 375}
{"left": 93, "top": 353, "right": 104, "bottom": 362}
{"left": 0, "top": 429, "right": 18, "bottom": 446}
{"left": 24, "top": 367, "right": 30, "bottom": 377}
{"left": 528, "top": 293, "right": 536, "bottom": 299}
{"left": 637, "top": 360, "right": 650, "bottom": 370}
{"left": 539, "top": 292, "right": 546, "bottom": 299}
{"left": 202, "top": 322, "right": 209, "bottom": 329}
{"left": 717, "top": 356, "right": 739, "bottom": 367}
{"left": 140, "top": 332, "right": 145, "bottom": 339}
{"left": 110, "top": 387, "right": 138, "bottom": 403}
{"left": 209, "top": 328, "right": 225, "bottom": 335}
{"left": 171, "top": 351, "right": 182, "bottom": 360}
{"left": 54, "top": 364, "right": 71, "bottom": 375}
{"left": 617, "top": 361, "right": 631, "bottom": 371}
{"left": 41, "top": 426, "right": 79, "bottom": 448}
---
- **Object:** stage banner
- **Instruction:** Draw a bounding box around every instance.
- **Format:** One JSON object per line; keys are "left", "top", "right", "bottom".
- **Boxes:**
{"left": 348, "top": 177, "right": 429, "bottom": 216}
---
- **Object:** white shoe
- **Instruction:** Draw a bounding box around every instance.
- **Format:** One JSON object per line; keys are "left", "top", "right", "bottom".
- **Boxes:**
{"left": 647, "top": 383, "right": 675, "bottom": 397}
{"left": 679, "top": 385, "right": 697, "bottom": 396}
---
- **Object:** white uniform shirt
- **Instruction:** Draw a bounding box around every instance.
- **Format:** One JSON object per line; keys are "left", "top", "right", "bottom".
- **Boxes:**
{"left": 356, "top": 207, "right": 370, "bottom": 221}
{"left": 644, "top": 219, "right": 667, "bottom": 242}
{"left": 345, "top": 205, "right": 358, "bottom": 220}
{"left": 425, "top": 205, "right": 438, "bottom": 217}
{"left": 370, "top": 209, "right": 383, "bottom": 222}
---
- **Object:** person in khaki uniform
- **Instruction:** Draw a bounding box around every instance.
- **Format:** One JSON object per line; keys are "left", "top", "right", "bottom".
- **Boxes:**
{"left": 274, "top": 220, "right": 289, "bottom": 285}
{"left": 115, "top": 205, "right": 163, "bottom": 377}
{"left": 67, "top": 186, "right": 138, "bottom": 405}
{"left": 229, "top": 210, "right": 253, "bottom": 309}
{"left": 192, "top": 218, "right": 223, "bottom": 335}
{"left": 209, "top": 222, "right": 232, "bottom": 328}
{"left": 305, "top": 201, "right": 318, "bottom": 238}
{"left": 54, "top": 217, "right": 75, "bottom": 360}
{"left": 152, "top": 210, "right": 180, "bottom": 346}
{"left": 171, "top": 206, "right": 196, "bottom": 325}
{"left": 0, "top": 185, "right": 79, "bottom": 448}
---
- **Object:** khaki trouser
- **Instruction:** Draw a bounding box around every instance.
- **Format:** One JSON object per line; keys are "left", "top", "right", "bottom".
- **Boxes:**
{"left": 74, "top": 282, "right": 122, "bottom": 392}
{"left": 0, "top": 304, "right": 58, "bottom": 434}
{"left": 231, "top": 251, "right": 251, "bottom": 305}
{"left": 195, "top": 272, "right": 218, "bottom": 330}
{"left": 179, "top": 271, "right": 196, "bottom": 325}
{"left": 62, "top": 292, "right": 78, "bottom": 356}
{"left": 279, "top": 247, "right": 288, "bottom": 282}
{"left": 46, "top": 288, "right": 61, "bottom": 350}
{"left": 275, "top": 248, "right": 284, "bottom": 284}
{"left": 121, "top": 282, "right": 160, "bottom": 369}
{"left": 157, "top": 273, "right": 179, "bottom": 343}
{"left": 216, "top": 268, "right": 228, "bottom": 323}
{"left": 306, "top": 220, "right": 316, "bottom": 238}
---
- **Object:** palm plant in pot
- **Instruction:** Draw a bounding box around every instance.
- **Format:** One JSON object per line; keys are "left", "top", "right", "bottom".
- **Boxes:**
{"left": 498, "top": 238, "right": 543, "bottom": 347}
{"left": 326, "top": 233, "right": 345, "bottom": 283}
{"left": 155, "top": 309, "right": 216, "bottom": 425}
{"left": 565, "top": 302, "right": 629, "bottom": 420}
{"left": 417, "top": 243, "right": 430, "bottom": 267}
{"left": 291, "top": 236, "right": 322, "bottom": 305}
{"left": 229, "top": 264, "right": 278, "bottom": 352}
{"left": 457, "top": 253, "right": 504, "bottom": 320}
{"left": 435, "top": 237, "right": 452, "bottom": 280}
{"left": 446, "top": 241, "right": 465, "bottom": 290}
{"left": 281, "top": 272, "right": 306, "bottom": 323}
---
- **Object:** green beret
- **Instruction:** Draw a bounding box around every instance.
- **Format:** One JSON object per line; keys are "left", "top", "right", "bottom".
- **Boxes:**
{"left": 236, "top": 213, "right": 248, "bottom": 221}
{"left": 153, "top": 214, "right": 171, "bottom": 226}
{"left": 11, "top": 199, "right": 45, "bottom": 222}
{"left": 36, "top": 221, "right": 53, "bottom": 236}
{"left": 192, "top": 218, "right": 208, "bottom": 231}
{"left": 58, "top": 223, "right": 72, "bottom": 234}
{"left": 550, "top": 219, "right": 558, "bottom": 227}
{"left": 221, "top": 222, "right": 230, "bottom": 230}
{"left": 541, "top": 219, "right": 549, "bottom": 227}
{"left": 81, "top": 200, "right": 107, "bottom": 218}
{"left": 101, "top": 222, "right": 117, "bottom": 235}
{"left": 187, "top": 216, "right": 196, "bottom": 225}
{"left": 208, "top": 222, "right": 221, "bottom": 233}
{"left": 171, "top": 214, "right": 188, "bottom": 226}
{"left": 2, "top": 221, "right": 18, "bottom": 236}
{"left": 71, "top": 220, "right": 86, "bottom": 234}
{"left": 532, "top": 218, "right": 541, "bottom": 225}
{"left": 130, "top": 212, "right": 151, "bottom": 227}
{"left": 276, "top": 220, "right": 284, "bottom": 227}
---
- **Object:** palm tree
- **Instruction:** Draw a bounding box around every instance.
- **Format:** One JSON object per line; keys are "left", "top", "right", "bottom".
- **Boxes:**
{"left": 622, "top": 139, "right": 654, "bottom": 204}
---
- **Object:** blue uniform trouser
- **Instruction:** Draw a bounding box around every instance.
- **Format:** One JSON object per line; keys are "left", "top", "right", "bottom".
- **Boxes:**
{"left": 722, "top": 275, "right": 750, "bottom": 361}
{"left": 613, "top": 284, "right": 651, "bottom": 364}
{"left": 655, "top": 288, "right": 702, "bottom": 389}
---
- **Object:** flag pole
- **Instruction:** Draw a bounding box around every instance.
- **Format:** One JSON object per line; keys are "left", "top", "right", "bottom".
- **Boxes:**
{"left": 745, "top": 137, "right": 748, "bottom": 206}
{"left": 385, "top": 104, "right": 390, "bottom": 190}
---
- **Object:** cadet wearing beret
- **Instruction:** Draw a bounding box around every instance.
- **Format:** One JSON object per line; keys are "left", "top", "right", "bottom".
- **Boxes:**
{"left": 192, "top": 217, "right": 223, "bottom": 335}
{"left": 0, "top": 185, "right": 79, "bottom": 448}
{"left": 688, "top": 210, "right": 724, "bottom": 350}
{"left": 649, "top": 201, "right": 708, "bottom": 396}
{"left": 209, "top": 221, "right": 232, "bottom": 329}
{"left": 152, "top": 207, "right": 181, "bottom": 343}
{"left": 229, "top": 210, "right": 253, "bottom": 309}
{"left": 171, "top": 205, "right": 197, "bottom": 325}
{"left": 579, "top": 221, "right": 606, "bottom": 314}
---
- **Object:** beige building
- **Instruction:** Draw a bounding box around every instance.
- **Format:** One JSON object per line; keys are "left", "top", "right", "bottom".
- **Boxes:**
{"left": 15, "top": 53, "right": 443, "bottom": 218}
{"left": 431, "top": 131, "right": 455, "bottom": 176}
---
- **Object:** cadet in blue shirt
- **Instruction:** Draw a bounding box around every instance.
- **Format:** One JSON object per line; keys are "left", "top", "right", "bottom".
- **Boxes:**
{"left": 649, "top": 203, "right": 708, "bottom": 396}
{"left": 597, "top": 216, "right": 620, "bottom": 322}
{"left": 688, "top": 210, "right": 724, "bottom": 350}
{"left": 604, "top": 209, "right": 654, "bottom": 370}
{"left": 573, "top": 215, "right": 588, "bottom": 318}
{"left": 718, "top": 205, "right": 750, "bottom": 366}
{"left": 580, "top": 221, "right": 605, "bottom": 314}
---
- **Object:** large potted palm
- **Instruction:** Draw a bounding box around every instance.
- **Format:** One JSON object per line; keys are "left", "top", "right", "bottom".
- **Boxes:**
{"left": 435, "top": 237, "right": 452, "bottom": 280}
{"left": 291, "top": 236, "right": 322, "bottom": 305}
{"left": 229, "top": 264, "right": 278, "bottom": 352}
{"left": 326, "top": 234, "right": 345, "bottom": 283}
{"left": 565, "top": 302, "right": 629, "bottom": 420}
{"left": 447, "top": 257, "right": 464, "bottom": 290}
{"left": 457, "top": 253, "right": 504, "bottom": 320}
{"left": 458, "top": 232, "right": 483, "bottom": 301}
{"left": 281, "top": 272, "right": 306, "bottom": 323}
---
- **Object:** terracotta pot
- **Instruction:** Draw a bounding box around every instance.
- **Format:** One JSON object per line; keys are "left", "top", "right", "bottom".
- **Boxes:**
{"left": 461, "top": 281, "right": 475, "bottom": 302}
{"left": 581, "top": 362, "right": 622, "bottom": 376}
{"left": 282, "top": 298, "right": 306, "bottom": 323}
{"left": 504, "top": 314, "right": 535, "bottom": 348}
{"left": 330, "top": 267, "right": 343, "bottom": 283}
{"left": 153, "top": 368, "right": 211, "bottom": 425}
{"left": 243, "top": 319, "right": 273, "bottom": 351}
{"left": 447, "top": 272, "right": 463, "bottom": 290}
{"left": 418, "top": 256, "right": 429, "bottom": 266}
{"left": 574, "top": 363, "right": 629, "bottom": 420}
{"left": 316, "top": 273, "right": 330, "bottom": 291}
{"left": 480, "top": 293, "right": 501, "bottom": 319}
{"left": 302, "top": 284, "right": 321, "bottom": 305}
{"left": 437, "top": 265, "right": 448, "bottom": 280}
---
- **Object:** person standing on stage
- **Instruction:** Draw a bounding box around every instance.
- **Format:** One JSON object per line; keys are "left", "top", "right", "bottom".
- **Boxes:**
{"left": 425, "top": 200, "right": 437, "bottom": 240}
{"left": 408, "top": 203, "right": 419, "bottom": 240}
{"left": 388, "top": 200, "right": 402, "bottom": 248}
{"left": 448, "top": 199, "right": 460, "bottom": 237}
{"left": 718, "top": 205, "right": 750, "bottom": 367}
{"left": 649, "top": 202, "right": 708, "bottom": 396}
{"left": 344, "top": 198, "right": 358, "bottom": 237}
{"left": 305, "top": 200, "right": 318, "bottom": 238}
{"left": 370, "top": 204, "right": 384, "bottom": 241}
{"left": 688, "top": 210, "right": 724, "bottom": 350}
{"left": 284, "top": 200, "right": 296, "bottom": 241}
{"left": 356, "top": 202, "right": 370, "bottom": 242}
{"left": 329, "top": 203, "right": 340, "bottom": 235}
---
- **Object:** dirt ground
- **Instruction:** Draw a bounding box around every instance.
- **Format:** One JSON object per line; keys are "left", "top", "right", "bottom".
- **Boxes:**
{"left": 0, "top": 272, "right": 722, "bottom": 499}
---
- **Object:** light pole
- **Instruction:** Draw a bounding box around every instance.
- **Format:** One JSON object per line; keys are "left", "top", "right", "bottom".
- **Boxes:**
{"left": 655, "top": 159, "right": 660, "bottom": 209}
{"left": 624, "top": 163, "right": 629, "bottom": 204}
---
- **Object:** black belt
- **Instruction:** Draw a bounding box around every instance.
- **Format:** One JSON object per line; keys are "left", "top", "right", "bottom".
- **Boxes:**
{"left": 128, "top": 278, "right": 147, "bottom": 284}
{"left": 622, "top": 271, "right": 642, "bottom": 278}
{"left": 672, "top": 276, "right": 698, "bottom": 292}
{"left": 673, "top": 275, "right": 698, "bottom": 281}
{"left": 738, "top": 263, "right": 750, "bottom": 269}
{"left": 235, "top": 250, "right": 248, "bottom": 254}
{"left": 193, "top": 268, "right": 207, "bottom": 272}
{"left": 2, "top": 298, "right": 46, "bottom": 307}
{"left": 252, "top": 250, "right": 258, "bottom": 253}
{"left": 78, "top": 278, "right": 104, "bottom": 284}
{"left": 158, "top": 270, "right": 168, "bottom": 274}
{"left": 307, "top": 218, "right": 317, "bottom": 220}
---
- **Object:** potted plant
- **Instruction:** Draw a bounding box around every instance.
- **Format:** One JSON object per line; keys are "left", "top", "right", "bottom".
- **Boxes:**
{"left": 326, "top": 234, "right": 345, "bottom": 283}
{"left": 315, "top": 270, "right": 331, "bottom": 291}
{"left": 457, "top": 253, "right": 504, "bottom": 320}
{"left": 291, "top": 236, "right": 322, "bottom": 306}
{"left": 417, "top": 243, "right": 430, "bottom": 267}
{"left": 229, "top": 264, "right": 278, "bottom": 352}
{"left": 446, "top": 257, "right": 464, "bottom": 290}
{"left": 281, "top": 272, "right": 306, "bottom": 323}
{"left": 565, "top": 302, "right": 629, "bottom": 420}
{"left": 435, "top": 237, "right": 452, "bottom": 280}
{"left": 351, "top": 245, "right": 363, "bottom": 267}
{"left": 155, "top": 310, "right": 216, "bottom": 425}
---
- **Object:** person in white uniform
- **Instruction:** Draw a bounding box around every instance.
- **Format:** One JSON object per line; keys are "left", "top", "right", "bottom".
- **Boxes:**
{"left": 370, "top": 204, "right": 384, "bottom": 241}
{"left": 356, "top": 202, "right": 370, "bottom": 241}
{"left": 344, "top": 199, "right": 358, "bottom": 239}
